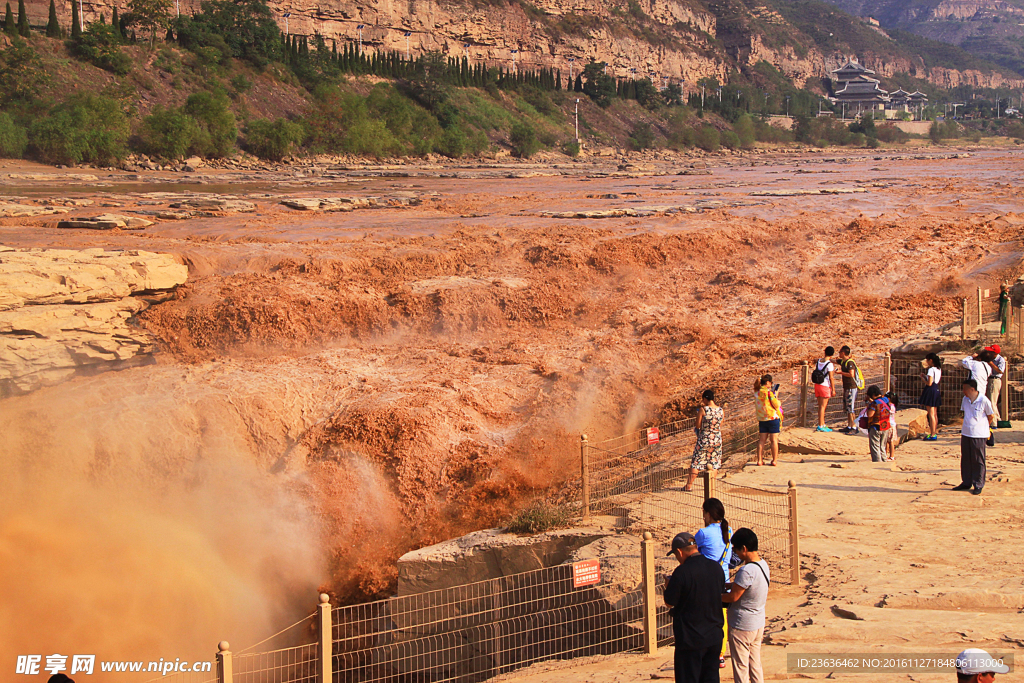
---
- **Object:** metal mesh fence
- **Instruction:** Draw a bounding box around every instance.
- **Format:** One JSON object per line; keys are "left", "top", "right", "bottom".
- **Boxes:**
{"left": 331, "top": 561, "right": 644, "bottom": 683}
{"left": 233, "top": 645, "right": 318, "bottom": 683}
{"left": 140, "top": 668, "right": 216, "bottom": 683}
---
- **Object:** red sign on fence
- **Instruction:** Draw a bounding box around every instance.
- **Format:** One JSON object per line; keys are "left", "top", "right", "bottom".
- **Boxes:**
{"left": 792, "top": 368, "right": 800, "bottom": 385}
{"left": 572, "top": 559, "right": 601, "bottom": 588}
{"left": 647, "top": 427, "right": 660, "bottom": 445}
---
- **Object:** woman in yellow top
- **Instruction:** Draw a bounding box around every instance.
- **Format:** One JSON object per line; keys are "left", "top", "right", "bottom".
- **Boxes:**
{"left": 755, "top": 374, "right": 782, "bottom": 466}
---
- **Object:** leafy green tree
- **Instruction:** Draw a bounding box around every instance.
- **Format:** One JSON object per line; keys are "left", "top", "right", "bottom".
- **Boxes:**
{"left": 182, "top": 90, "right": 236, "bottom": 157}
{"left": 29, "top": 94, "right": 129, "bottom": 164}
{"left": 0, "top": 35, "right": 48, "bottom": 107}
{"left": 45, "top": 0, "right": 59, "bottom": 37}
{"left": 0, "top": 112, "right": 28, "bottom": 157}
{"left": 244, "top": 117, "right": 303, "bottom": 160}
{"left": 16, "top": 0, "right": 28, "bottom": 36}
{"left": 509, "top": 121, "right": 539, "bottom": 158}
{"left": 694, "top": 125, "right": 720, "bottom": 152}
{"left": 139, "top": 106, "right": 198, "bottom": 159}
{"left": 172, "top": 0, "right": 281, "bottom": 68}
{"left": 582, "top": 61, "right": 615, "bottom": 107}
{"left": 127, "top": 0, "right": 171, "bottom": 46}
{"left": 72, "top": 22, "right": 132, "bottom": 74}
{"left": 733, "top": 114, "right": 755, "bottom": 149}
{"left": 663, "top": 82, "right": 682, "bottom": 106}
{"left": 634, "top": 78, "right": 659, "bottom": 110}
{"left": 628, "top": 122, "right": 656, "bottom": 150}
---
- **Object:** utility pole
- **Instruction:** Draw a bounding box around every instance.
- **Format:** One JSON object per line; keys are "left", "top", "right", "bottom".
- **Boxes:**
{"left": 283, "top": 12, "right": 290, "bottom": 35}
{"left": 175, "top": 0, "right": 179, "bottom": 17}
{"left": 568, "top": 56, "right": 575, "bottom": 83}
{"left": 357, "top": 24, "right": 364, "bottom": 54}
{"left": 701, "top": 84, "right": 705, "bottom": 111}
{"left": 463, "top": 42, "right": 470, "bottom": 59}
{"left": 404, "top": 31, "right": 410, "bottom": 60}
{"left": 511, "top": 48, "right": 518, "bottom": 74}
{"left": 575, "top": 98, "right": 580, "bottom": 143}
{"left": 78, "top": 0, "right": 83, "bottom": 29}
{"left": 786, "top": 95, "right": 791, "bottom": 117}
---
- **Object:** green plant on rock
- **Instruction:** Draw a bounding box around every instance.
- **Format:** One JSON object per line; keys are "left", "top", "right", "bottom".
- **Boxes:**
{"left": 505, "top": 501, "right": 573, "bottom": 534}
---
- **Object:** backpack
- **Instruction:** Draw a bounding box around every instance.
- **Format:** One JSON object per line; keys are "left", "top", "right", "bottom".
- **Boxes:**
{"left": 811, "top": 362, "right": 826, "bottom": 385}
{"left": 846, "top": 359, "right": 865, "bottom": 390}
{"left": 870, "top": 397, "right": 891, "bottom": 431}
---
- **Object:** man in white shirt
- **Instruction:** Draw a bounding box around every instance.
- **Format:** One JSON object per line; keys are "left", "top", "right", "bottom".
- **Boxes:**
{"left": 960, "top": 353, "right": 993, "bottom": 396}
{"left": 983, "top": 344, "right": 1006, "bottom": 424}
{"left": 955, "top": 378, "right": 995, "bottom": 495}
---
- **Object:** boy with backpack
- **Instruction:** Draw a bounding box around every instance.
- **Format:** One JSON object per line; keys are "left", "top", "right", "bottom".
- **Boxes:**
{"left": 836, "top": 346, "right": 865, "bottom": 435}
{"left": 812, "top": 346, "right": 836, "bottom": 432}
{"left": 864, "top": 385, "right": 891, "bottom": 463}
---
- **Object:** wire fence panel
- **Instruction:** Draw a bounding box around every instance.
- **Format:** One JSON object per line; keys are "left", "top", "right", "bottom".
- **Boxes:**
{"left": 140, "top": 669, "right": 217, "bottom": 683}
{"left": 234, "top": 644, "right": 318, "bottom": 683}
{"left": 332, "top": 562, "right": 644, "bottom": 683}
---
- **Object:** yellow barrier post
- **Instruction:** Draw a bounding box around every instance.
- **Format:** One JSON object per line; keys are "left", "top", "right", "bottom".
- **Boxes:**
{"left": 884, "top": 352, "right": 891, "bottom": 393}
{"left": 702, "top": 470, "right": 715, "bottom": 502}
{"left": 958, "top": 299, "right": 966, "bottom": 342}
{"left": 640, "top": 531, "right": 658, "bottom": 655}
{"left": 318, "top": 593, "right": 331, "bottom": 683}
{"left": 798, "top": 362, "right": 809, "bottom": 428}
{"left": 977, "top": 287, "right": 983, "bottom": 329}
{"left": 217, "top": 642, "right": 232, "bottom": 683}
{"left": 581, "top": 434, "right": 590, "bottom": 520}
{"left": 788, "top": 481, "right": 800, "bottom": 586}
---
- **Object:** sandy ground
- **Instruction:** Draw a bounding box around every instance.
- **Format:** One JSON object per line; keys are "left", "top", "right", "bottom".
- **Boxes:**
{"left": 2, "top": 148, "right": 1024, "bottom": 671}
{"left": 503, "top": 423, "right": 1024, "bottom": 682}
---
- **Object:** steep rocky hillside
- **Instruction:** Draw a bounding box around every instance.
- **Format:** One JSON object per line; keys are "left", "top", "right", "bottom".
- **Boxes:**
{"left": 822, "top": 0, "right": 1024, "bottom": 76}
{"left": 18, "top": 0, "right": 1024, "bottom": 90}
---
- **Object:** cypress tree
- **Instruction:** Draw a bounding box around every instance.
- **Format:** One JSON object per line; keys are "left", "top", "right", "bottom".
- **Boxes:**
{"left": 70, "top": 0, "right": 81, "bottom": 39}
{"left": 114, "top": 6, "right": 124, "bottom": 38}
{"left": 4, "top": 2, "right": 14, "bottom": 34}
{"left": 16, "top": 0, "right": 28, "bottom": 36}
{"left": 574, "top": 74, "right": 582, "bottom": 92}
{"left": 555, "top": 69, "right": 561, "bottom": 90}
{"left": 99, "top": 11, "right": 104, "bottom": 23}
{"left": 45, "top": 0, "right": 59, "bottom": 36}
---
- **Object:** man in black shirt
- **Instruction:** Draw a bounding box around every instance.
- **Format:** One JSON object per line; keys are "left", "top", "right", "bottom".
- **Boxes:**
{"left": 664, "top": 531, "right": 726, "bottom": 683}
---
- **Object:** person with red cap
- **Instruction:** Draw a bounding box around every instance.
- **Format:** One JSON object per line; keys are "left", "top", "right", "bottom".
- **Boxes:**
{"left": 983, "top": 344, "right": 1005, "bottom": 425}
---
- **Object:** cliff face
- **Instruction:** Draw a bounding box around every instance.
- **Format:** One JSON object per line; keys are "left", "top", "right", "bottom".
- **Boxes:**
{"left": 25, "top": 0, "right": 1024, "bottom": 89}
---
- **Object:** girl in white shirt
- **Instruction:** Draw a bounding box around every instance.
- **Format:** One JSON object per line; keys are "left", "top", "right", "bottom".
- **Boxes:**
{"left": 919, "top": 353, "right": 942, "bottom": 441}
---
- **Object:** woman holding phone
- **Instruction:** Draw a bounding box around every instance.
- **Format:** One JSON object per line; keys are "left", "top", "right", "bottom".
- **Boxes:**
{"left": 755, "top": 374, "right": 782, "bottom": 466}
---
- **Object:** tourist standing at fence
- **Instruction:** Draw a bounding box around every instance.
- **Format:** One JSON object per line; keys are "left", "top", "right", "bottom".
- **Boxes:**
{"left": 812, "top": 347, "right": 836, "bottom": 432}
{"left": 983, "top": 345, "right": 1005, "bottom": 425}
{"left": 919, "top": 353, "right": 942, "bottom": 441}
{"left": 721, "top": 528, "right": 769, "bottom": 683}
{"left": 664, "top": 532, "right": 726, "bottom": 683}
{"left": 684, "top": 390, "right": 724, "bottom": 492}
{"left": 961, "top": 351, "right": 994, "bottom": 395}
{"left": 696, "top": 497, "right": 732, "bottom": 669}
{"left": 955, "top": 378, "right": 995, "bottom": 496}
{"left": 864, "top": 385, "right": 892, "bottom": 463}
{"left": 999, "top": 284, "right": 1010, "bottom": 335}
{"left": 836, "top": 346, "right": 863, "bottom": 435}
{"left": 754, "top": 375, "right": 781, "bottom": 466}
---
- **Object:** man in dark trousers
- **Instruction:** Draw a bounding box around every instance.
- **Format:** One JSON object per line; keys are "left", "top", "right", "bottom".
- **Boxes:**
{"left": 955, "top": 378, "right": 995, "bottom": 495}
{"left": 664, "top": 531, "right": 726, "bottom": 683}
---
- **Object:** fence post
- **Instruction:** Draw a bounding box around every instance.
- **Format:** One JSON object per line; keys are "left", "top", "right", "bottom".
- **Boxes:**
{"left": 640, "top": 531, "right": 659, "bottom": 655}
{"left": 702, "top": 470, "right": 715, "bottom": 502}
{"left": 787, "top": 481, "right": 800, "bottom": 586}
{"left": 798, "top": 361, "right": 809, "bottom": 428}
{"left": 961, "top": 298, "right": 967, "bottom": 340}
{"left": 977, "top": 287, "right": 983, "bottom": 329}
{"left": 884, "top": 352, "right": 891, "bottom": 393}
{"left": 1018, "top": 305, "right": 1023, "bottom": 351}
{"left": 580, "top": 434, "right": 590, "bottom": 520}
{"left": 217, "top": 642, "right": 232, "bottom": 683}
{"left": 1002, "top": 371, "right": 1010, "bottom": 423}
{"left": 317, "top": 593, "right": 331, "bottom": 683}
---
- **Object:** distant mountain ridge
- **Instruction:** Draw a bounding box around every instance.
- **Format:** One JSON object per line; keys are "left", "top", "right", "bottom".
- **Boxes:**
{"left": 820, "top": 0, "right": 1024, "bottom": 75}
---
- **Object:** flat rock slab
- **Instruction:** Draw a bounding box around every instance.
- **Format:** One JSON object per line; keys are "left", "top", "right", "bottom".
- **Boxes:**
{"left": 170, "top": 198, "right": 256, "bottom": 213}
{"left": 57, "top": 214, "right": 153, "bottom": 230}
{"left": 0, "top": 203, "right": 71, "bottom": 217}
{"left": 749, "top": 188, "right": 869, "bottom": 196}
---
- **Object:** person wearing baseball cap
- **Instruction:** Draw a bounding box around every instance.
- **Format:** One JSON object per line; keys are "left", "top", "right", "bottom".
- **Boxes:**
{"left": 664, "top": 531, "right": 726, "bottom": 683}
{"left": 982, "top": 345, "right": 1006, "bottom": 426}
{"left": 956, "top": 648, "right": 1010, "bottom": 682}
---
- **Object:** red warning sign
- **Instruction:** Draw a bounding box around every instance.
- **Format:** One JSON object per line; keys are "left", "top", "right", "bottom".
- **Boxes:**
{"left": 792, "top": 369, "right": 800, "bottom": 385}
{"left": 647, "top": 427, "right": 660, "bottom": 445}
{"left": 572, "top": 559, "right": 601, "bottom": 588}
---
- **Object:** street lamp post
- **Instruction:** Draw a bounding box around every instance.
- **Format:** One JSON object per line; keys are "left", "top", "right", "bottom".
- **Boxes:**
{"left": 574, "top": 98, "right": 580, "bottom": 143}
{"left": 404, "top": 31, "right": 410, "bottom": 60}
{"left": 283, "top": 12, "right": 291, "bottom": 35}
{"left": 785, "top": 95, "right": 790, "bottom": 117}
{"left": 357, "top": 24, "right": 364, "bottom": 54}
{"left": 463, "top": 42, "right": 470, "bottom": 59}
{"left": 511, "top": 49, "right": 518, "bottom": 74}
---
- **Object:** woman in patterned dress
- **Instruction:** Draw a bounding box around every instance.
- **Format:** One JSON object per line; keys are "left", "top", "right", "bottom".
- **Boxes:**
{"left": 684, "top": 389, "right": 724, "bottom": 491}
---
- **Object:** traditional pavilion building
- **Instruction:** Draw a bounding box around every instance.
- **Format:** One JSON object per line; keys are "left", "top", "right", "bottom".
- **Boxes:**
{"left": 830, "top": 61, "right": 890, "bottom": 115}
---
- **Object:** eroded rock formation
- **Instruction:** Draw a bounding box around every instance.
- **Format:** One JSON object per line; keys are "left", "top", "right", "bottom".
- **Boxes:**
{"left": 0, "top": 246, "right": 188, "bottom": 396}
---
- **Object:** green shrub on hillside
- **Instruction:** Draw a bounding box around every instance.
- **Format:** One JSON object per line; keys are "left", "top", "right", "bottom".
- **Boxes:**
{"left": 875, "top": 123, "right": 909, "bottom": 144}
{"left": 244, "top": 117, "right": 303, "bottom": 160}
{"left": 720, "top": 129, "right": 741, "bottom": 150}
{"left": 628, "top": 122, "right": 656, "bottom": 150}
{"left": 71, "top": 23, "right": 132, "bottom": 75}
{"left": 29, "top": 94, "right": 129, "bottom": 165}
{"left": 694, "top": 125, "right": 720, "bottom": 152}
{"left": 562, "top": 139, "right": 580, "bottom": 157}
{"left": 182, "top": 90, "right": 237, "bottom": 157}
{"left": 172, "top": 0, "right": 281, "bottom": 68}
{"left": 733, "top": 114, "right": 755, "bottom": 148}
{"left": 509, "top": 121, "right": 539, "bottom": 158}
{"left": 0, "top": 112, "right": 28, "bottom": 157}
{"left": 139, "top": 106, "right": 199, "bottom": 159}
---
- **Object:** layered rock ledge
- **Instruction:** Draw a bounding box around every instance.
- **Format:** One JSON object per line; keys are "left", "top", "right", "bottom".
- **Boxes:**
{"left": 0, "top": 246, "right": 188, "bottom": 396}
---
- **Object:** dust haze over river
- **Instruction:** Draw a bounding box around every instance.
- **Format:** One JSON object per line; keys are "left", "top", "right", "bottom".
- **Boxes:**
{"left": 1, "top": 148, "right": 1023, "bottom": 670}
